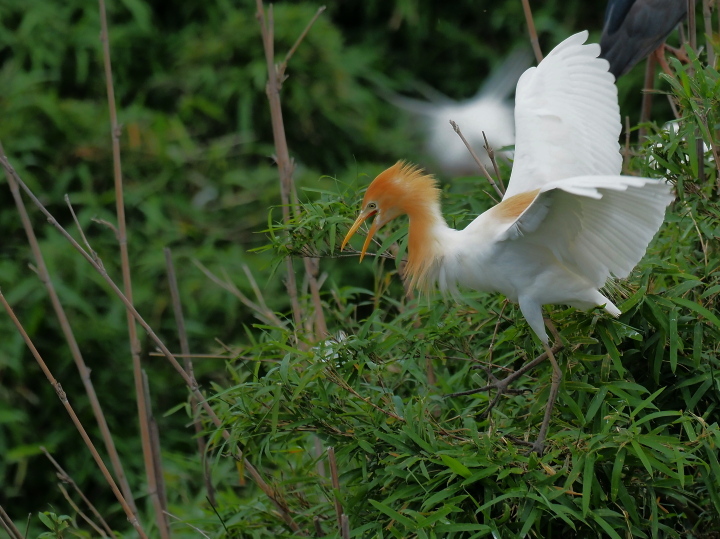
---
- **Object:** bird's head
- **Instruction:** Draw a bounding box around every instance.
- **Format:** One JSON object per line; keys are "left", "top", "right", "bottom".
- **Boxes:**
{"left": 341, "top": 161, "right": 440, "bottom": 261}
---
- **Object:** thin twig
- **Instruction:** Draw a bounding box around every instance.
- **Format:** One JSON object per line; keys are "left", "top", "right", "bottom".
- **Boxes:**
{"left": 450, "top": 121, "right": 504, "bottom": 199}
{"left": 704, "top": 0, "right": 716, "bottom": 67}
{"left": 1, "top": 158, "right": 303, "bottom": 534}
{"left": 256, "top": 1, "right": 302, "bottom": 333}
{"left": 41, "top": 447, "right": 116, "bottom": 537}
{"left": 327, "top": 371, "right": 404, "bottom": 421}
{"left": 57, "top": 482, "right": 108, "bottom": 537}
{"left": 256, "top": 0, "right": 329, "bottom": 341}
{"left": 279, "top": 6, "right": 326, "bottom": 77}
{"left": 327, "top": 447, "right": 344, "bottom": 533}
{"left": 165, "top": 248, "right": 215, "bottom": 505}
{"left": 482, "top": 131, "right": 505, "bottom": 194}
{"left": 486, "top": 299, "right": 508, "bottom": 365}
{"left": 65, "top": 195, "right": 102, "bottom": 266}
{"left": 0, "top": 505, "right": 22, "bottom": 539}
{"left": 96, "top": 0, "right": 164, "bottom": 532}
{"left": 340, "top": 515, "right": 350, "bottom": 539}
{"left": 0, "top": 294, "right": 146, "bottom": 537}
{"left": 193, "top": 259, "right": 285, "bottom": 327}
{"left": 0, "top": 141, "right": 138, "bottom": 518}
{"left": 313, "top": 516, "right": 326, "bottom": 537}
{"left": 521, "top": 0, "right": 543, "bottom": 63}
{"left": 142, "top": 370, "right": 170, "bottom": 533}
{"left": 164, "top": 511, "right": 211, "bottom": 539}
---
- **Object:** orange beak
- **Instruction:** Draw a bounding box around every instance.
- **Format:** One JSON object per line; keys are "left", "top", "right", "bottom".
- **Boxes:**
{"left": 341, "top": 209, "right": 379, "bottom": 262}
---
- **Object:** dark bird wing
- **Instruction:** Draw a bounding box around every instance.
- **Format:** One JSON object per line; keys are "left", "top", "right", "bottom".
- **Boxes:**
{"left": 599, "top": 0, "right": 687, "bottom": 78}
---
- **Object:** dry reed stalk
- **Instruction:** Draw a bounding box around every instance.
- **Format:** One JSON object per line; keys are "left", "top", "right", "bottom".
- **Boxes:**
{"left": 0, "top": 292, "right": 147, "bottom": 538}
{"left": 521, "top": 0, "right": 543, "bottom": 63}
{"left": 0, "top": 505, "right": 22, "bottom": 539}
{"left": 57, "top": 482, "right": 108, "bottom": 537}
{"left": 704, "top": 0, "right": 716, "bottom": 67}
{"left": 41, "top": 447, "right": 116, "bottom": 537}
{"left": 165, "top": 248, "right": 215, "bottom": 505}
{"left": 482, "top": 131, "right": 506, "bottom": 193}
{"left": 0, "top": 141, "right": 139, "bottom": 518}
{"left": 450, "top": 121, "right": 504, "bottom": 199}
{"left": 0, "top": 158, "right": 303, "bottom": 534}
{"left": 193, "top": 260, "right": 285, "bottom": 327}
{"left": 142, "top": 370, "right": 170, "bottom": 533}
{"left": 255, "top": 0, "right": 329, "bottom": 341}
{"left": 96, "top": 1, "right": 167, "bottom": 533}
{"left": 327, "top": 447, "right": 344, "bottom": 534}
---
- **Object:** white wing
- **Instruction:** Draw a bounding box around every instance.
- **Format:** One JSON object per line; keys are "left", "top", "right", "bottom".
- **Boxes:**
{"left": 501, "top": 176, "right": 673, "bottom": 287}
{"left": 504, "top": 31, "right": 622, "bottom": 198}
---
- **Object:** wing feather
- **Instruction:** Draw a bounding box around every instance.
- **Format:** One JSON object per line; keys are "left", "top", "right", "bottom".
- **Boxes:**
{"left": 500, "top": 176, "right": 674, "bottom": 287}
{"left": 504, "top": 31, "right": 621, "bottom": 198}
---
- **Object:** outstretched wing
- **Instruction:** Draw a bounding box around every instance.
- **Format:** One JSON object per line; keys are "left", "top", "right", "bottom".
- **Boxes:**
{"left": 500, "top": 175, "right": 673, "bottom": 287}
{"left": 504, "top": 31, "right": 622, "bottom": 199}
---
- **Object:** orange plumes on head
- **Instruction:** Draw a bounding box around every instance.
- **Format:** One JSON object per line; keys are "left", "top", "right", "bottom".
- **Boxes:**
{"left": 342, "top": 162, "right": 444, "bottom": 286}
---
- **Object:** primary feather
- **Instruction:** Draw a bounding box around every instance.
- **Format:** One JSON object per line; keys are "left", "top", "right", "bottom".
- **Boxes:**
{"left": 342, "top": 31, "right": 674, "bottom": 344}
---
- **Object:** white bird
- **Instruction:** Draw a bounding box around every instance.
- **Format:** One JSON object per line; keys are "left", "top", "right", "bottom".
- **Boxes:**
{"left": 341, "top": 31, "right": 674, "bottom": 452}
{"left": 391, "top": 50, "right": 530, "bottom": 175}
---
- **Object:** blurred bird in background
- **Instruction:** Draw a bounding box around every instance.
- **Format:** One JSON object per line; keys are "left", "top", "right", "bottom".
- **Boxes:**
{"left": 390, "top": 50, "right": 530, "bottom": 175}
{"left": 342, "top": 31, "right": 674, "bottom": 453}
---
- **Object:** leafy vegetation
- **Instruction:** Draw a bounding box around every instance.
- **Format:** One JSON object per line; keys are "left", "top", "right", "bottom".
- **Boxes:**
{"left": 0, "top": 0, "right": 718, "bottom": 537}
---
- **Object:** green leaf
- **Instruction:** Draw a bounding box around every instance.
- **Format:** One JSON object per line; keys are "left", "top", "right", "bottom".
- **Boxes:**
{"left": 369, "top": 499, "right": 416, "bottom": 531}
{"left": 610, "top": 447, "right": 626, "bottom": 501}
{"left": 439, "top": 454, "right": 472, "bottom": 479}
{"left": 582, "top": 453, "right": 595, "bottom": 517}
{"left": 671, "top": 297, "right": 720, "bottom": 329}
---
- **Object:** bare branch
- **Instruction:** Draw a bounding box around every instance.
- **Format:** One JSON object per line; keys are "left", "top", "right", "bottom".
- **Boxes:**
{"left": 521, "top": 0, "right": 543, "bottom": 63}
{"left": 0, "top": 141, "right": 138, "bottom": 519}
{"left": 96, "top": 0, "right": 165, "bottom": 531}
{"left": 0, "top": 293, "right": 146, "bottom": 537}
{"left": 450, "top": 121, "right": 505, "bottom": 199}
{"left": 1, "top": 157, "right": 303, "bottom": 534}
{"left": 41, "top": 447, "right": 116, "bottom": 537}
{"left": 482, "top": 131, "right": 506, "bottom": 194}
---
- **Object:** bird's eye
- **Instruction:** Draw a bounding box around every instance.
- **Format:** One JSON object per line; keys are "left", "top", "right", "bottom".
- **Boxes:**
{"left": 367, "top": 202, "right": 377, "bottom": 210}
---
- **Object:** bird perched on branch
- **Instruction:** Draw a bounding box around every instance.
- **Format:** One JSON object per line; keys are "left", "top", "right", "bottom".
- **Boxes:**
{"left": 599, "top": 0, "right": 688, "bottom": 78}
{"left": 341, "top": 31, "right": 674, "bottom": 453}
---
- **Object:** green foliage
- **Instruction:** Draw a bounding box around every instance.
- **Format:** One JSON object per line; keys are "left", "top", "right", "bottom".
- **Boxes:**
{"left": 1, "top": 0, "right": 719, "bottom": 537}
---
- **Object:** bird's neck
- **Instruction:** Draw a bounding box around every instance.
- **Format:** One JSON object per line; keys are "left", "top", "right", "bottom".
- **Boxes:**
{"left": 404, "top": 201, "right": 449, "bottom": 291}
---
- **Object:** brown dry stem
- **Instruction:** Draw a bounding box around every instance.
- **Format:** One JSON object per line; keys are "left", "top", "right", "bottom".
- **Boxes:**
{"left": 96, "top": 0, "right": 167, "bottom": 532}
{"left": 521, "top": 0, "right": 543, "bottom": 63}
{"left": 165, "top": 248, "right": 215, "bottom": 505}
{"left": 0, "top": 141, "right": 138, "bottom": 518}
{"left": 256, "top": 0, "right": 328, "bottom": 341}
{"left": 41, "top": 447, "right": 116, "bottom": 537}
{"left": 0, "top": 292, "right": 147, "bottom": 537}
{"left": 1, "top": 157, "right": 303, "bottom": 534}
{"left": 450, "top": 120, "right": 505, "bottom": 199}
{"left": 0, "top": 505, "right": 22, "bottom": 539}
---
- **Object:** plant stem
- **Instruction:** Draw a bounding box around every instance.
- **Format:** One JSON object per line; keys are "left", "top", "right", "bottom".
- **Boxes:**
{"left": 0, "top": 292, "right": 147, "bottom": 538}
{"left": 96, "top": 1, "right": 167, "bottom": 533}
{"left": 1, "top": 157, "right": 304, "bottom": 534}
{"left": 0, "top": 141, "right": 138, "bottom": 517}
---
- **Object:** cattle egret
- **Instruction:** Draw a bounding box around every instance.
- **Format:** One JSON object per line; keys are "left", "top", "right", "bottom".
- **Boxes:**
{"left": 341, "top": 31, "right": 674, "bottom": 452}
{"left": 599, "top": 0, "right": 687, "bottom": 78}
{"left": 391, "top": 51, "right": 529, "bottom": 174}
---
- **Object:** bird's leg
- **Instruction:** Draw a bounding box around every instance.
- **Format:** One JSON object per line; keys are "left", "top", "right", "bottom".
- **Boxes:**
{"left": 447, "top": 340, "right": 562, "bottom": 419}
{"left": 529, "top": 341, "right": 562, "bottom": 455}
